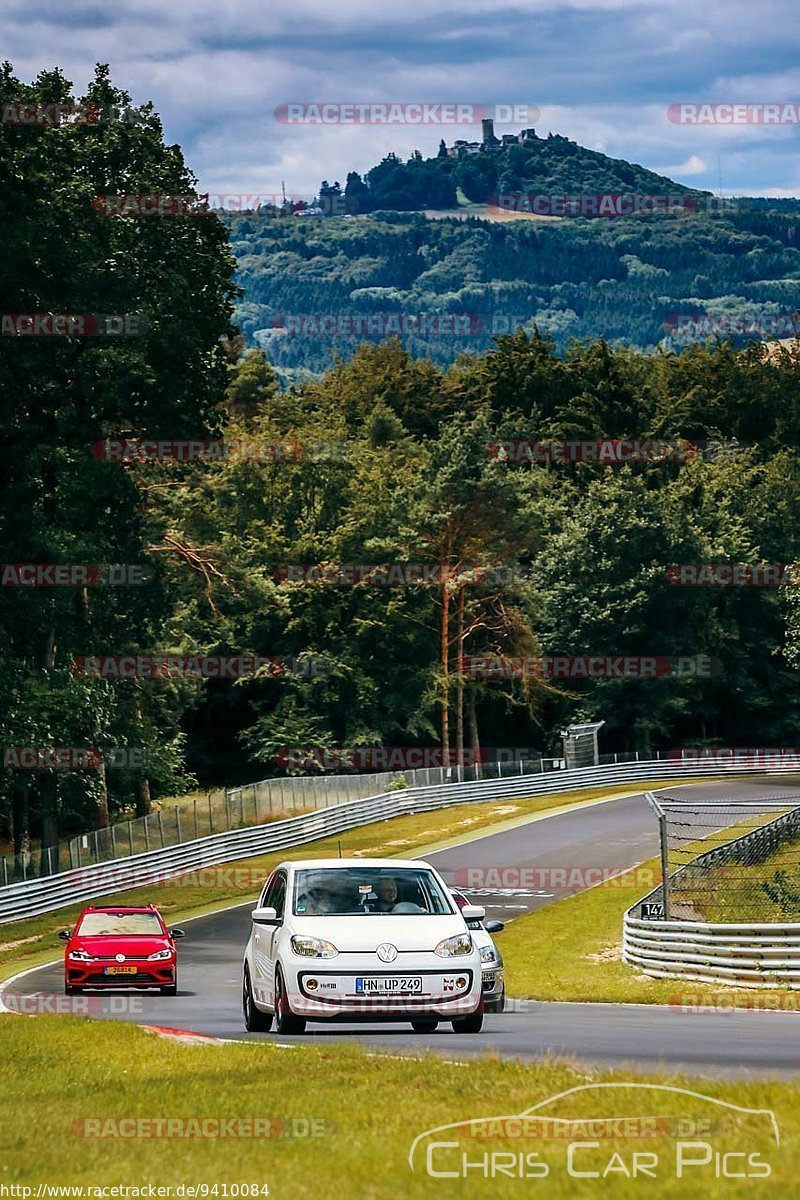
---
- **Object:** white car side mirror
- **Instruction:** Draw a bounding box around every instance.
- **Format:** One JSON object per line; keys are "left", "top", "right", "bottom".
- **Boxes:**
{"left": 461, "top": 904, "right": 486, "bottom": 921}
{"left": 252, "top": 906, "right": 279, "bottom": 923}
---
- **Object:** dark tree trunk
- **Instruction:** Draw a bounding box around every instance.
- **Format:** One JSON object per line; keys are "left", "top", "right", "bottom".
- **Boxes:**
{"left": 468, "top": 686, "right": 482, "bottom": 780}
{"left": 39, "top": 775, "right": 59, "bottom": 875}
{"left": 135, "top": 774, "right": 152, "bottom": 818}
{"left": 13, "top": 777, "right": 31, "bottom": 875}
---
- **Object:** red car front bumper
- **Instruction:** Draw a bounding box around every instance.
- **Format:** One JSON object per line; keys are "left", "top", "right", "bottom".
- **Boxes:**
{"left": 65, "top": 960, "right": 176, "bottom": 989}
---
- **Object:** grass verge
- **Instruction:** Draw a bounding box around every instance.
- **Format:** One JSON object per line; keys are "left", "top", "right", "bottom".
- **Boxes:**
{"left": 0, "top": 780, "right": 668, "bottom": 980}
{"left": 0, "top": 1016, "right": 795, "bottom": 1197}
{"left": 502, "top": 854, "right": 800, "bottom": 1009}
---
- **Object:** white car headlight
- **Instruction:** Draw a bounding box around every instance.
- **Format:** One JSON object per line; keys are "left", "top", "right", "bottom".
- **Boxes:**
{"left": 434, "top": 933, "right": 473, "bottom": 958}
{"left": 479, "top": 945, "right": 498, "bottom": 965}
{"left": 68, "top": 949, "right": 94, "bottom": 962}
{"left": 291, "top": 935, "right": 338, "bottom": 959}
{"left": 147, "top": 948, "right": 174, "bottom": 961}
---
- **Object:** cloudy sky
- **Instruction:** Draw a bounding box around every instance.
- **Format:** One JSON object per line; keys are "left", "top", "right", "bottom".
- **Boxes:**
{"left": 5, "top": 0, "right": 800, "bottom": 198}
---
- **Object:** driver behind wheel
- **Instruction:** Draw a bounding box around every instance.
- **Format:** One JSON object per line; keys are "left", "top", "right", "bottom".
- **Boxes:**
{"left": 375, "top": 877, "right": 399, "bottom": 912}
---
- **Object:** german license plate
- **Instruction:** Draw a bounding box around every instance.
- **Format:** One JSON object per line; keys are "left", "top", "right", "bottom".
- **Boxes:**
{"left": 355, "top": 976, "right": 422, "bottom": 994}
{"left": 105, "top": 965, "right": 137, "bottom": 975}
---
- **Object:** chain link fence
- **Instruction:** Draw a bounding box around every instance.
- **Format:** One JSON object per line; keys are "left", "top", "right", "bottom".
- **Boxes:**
{"left": 2, "top": 753, "right": 585, "bottom": 884}
{"left": 647, "top": 792, "right": 800, "bottom": 922}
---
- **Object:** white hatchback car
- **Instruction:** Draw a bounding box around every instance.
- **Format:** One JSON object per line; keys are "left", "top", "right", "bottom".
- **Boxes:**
{"left": 242, "top": 857, "right": 486, "bottom": 1035}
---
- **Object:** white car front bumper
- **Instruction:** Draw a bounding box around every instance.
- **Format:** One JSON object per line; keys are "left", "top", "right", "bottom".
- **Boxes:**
{"left": 283, "top": 953, "right": 483, "bottom": 1018}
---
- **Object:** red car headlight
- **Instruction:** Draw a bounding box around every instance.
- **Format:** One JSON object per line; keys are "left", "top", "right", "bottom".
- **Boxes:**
{"left": 68, "top": 949, "right": 94, "bottom": 962}
{"left": 147, "top": 948, "right": 174, "bottom": 961}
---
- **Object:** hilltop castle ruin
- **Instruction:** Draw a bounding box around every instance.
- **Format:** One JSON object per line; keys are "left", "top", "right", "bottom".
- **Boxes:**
{"left": 439, "top": 119, "right": 538, "bottom": 158}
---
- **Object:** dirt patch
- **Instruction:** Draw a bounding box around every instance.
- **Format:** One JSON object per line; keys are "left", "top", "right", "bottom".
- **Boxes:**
{"left": 584, "top": 944, "right": 622, "bottom": 965}
{"left": 0, "top": 935, "right": 42, "bottom": 953}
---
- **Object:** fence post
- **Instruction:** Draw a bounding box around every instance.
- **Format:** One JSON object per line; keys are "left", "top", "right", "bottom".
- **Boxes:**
{"left": 94, "top": 830, "right": 100, "bottom": 863}
{"left": 225, "top": 791, "right": 231, "bottom": 830}
{"left": 240, "top": 789, "right": 245, "bottom": 827}
{"left": 194, "top": 798, "right": 199, "bottom": 840}
{"left": 209, "top": 792, "right": 214, "bottom": 834}
{"left": 128, "top": 821, "right": 134, "bottom": 857}
{"left": 659, "top": 812, "right": 670, "bottom": 920}
{"left": 157, "top": 810, "right": 165, "bottom": 848}
{"left": 176, "top": 807, "right": 182, "bottom": 843}
{"left": 254, "top": 787, "right": 260, "bottom": 823}
{"left": 144, "top": 819, "right": 150, "bottom": 853}
{"left": 110, "top": 825, "right": 117, "bottom": 858}
{"left": 2, "top": 857, "right": 6, "bottom": 887}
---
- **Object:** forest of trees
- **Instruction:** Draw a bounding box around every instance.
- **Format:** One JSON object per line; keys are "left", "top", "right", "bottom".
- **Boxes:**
{"left": 317, "top": 131, "right": 709, "bottom": 214}
{"left": 228, "top": 205, "right": 800, "bottom": 383}
{"left": 4, "top": 65, "right": 800, "bottom": 871}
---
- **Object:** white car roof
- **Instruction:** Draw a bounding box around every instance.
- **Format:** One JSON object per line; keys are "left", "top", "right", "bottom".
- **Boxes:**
{"left": 277, "top": 857, "right": 434, "bottom": 871}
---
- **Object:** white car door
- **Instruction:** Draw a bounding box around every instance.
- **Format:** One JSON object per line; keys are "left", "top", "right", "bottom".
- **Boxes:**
{"left": 252, "top": 869, "right": 287, "bottom": 1005}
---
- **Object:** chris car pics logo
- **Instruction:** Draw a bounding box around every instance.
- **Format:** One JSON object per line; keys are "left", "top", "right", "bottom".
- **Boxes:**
{"left": 408, "top": 1083, "right": 779, "bottom": 1181}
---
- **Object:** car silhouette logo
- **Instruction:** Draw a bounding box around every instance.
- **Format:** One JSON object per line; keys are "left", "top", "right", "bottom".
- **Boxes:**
{"left": 115, "top": 953, "right": 126, "bottom": 963}
{"left": 377, "top": 943, "right": 398, "bottom": 963}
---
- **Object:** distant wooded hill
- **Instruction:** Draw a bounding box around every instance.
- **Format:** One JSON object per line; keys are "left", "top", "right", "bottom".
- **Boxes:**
{"left": 222, "top": 133, "right": 800, "bottom": 383}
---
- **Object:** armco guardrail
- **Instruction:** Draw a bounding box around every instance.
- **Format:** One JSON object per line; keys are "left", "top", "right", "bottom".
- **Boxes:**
{"left": 2, "top": 753, "right": 795, "bottom": 925}
{"left": 623, "top": 913, "right": 800, "bottom": 988}
{"left": 624, "top": 799, "right": 800, "bottom": 987}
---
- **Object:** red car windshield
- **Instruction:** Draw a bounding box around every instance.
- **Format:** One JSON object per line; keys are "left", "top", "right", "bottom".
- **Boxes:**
{"left": 76, "top": 912, "right": 165, "bottom": 937}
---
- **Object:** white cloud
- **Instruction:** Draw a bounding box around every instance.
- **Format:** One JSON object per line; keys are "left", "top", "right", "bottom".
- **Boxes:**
{"left": 657, "top": 154, "right": 708, "bottom": 176}
{"left": 1, "top": 0, "right": 798, "bottom": 195}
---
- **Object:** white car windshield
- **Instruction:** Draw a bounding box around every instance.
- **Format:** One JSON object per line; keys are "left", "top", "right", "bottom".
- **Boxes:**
{"left": 293, "top": 867, "right": 455, "bottom": 916}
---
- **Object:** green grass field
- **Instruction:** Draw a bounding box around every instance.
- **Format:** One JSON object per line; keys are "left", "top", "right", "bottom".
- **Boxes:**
{"left": 0, "top": 1016, "right": 795, "bottom": 1198}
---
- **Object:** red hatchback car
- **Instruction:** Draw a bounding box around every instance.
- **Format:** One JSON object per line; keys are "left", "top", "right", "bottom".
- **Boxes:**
{"left": 60, "top": 904, "right": 185, "bottom": 995}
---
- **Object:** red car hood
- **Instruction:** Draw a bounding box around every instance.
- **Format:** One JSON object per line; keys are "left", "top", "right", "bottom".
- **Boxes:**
{"left": 72, "top": 936, "right": 171, "bottom": 957}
